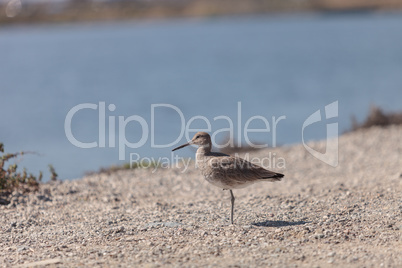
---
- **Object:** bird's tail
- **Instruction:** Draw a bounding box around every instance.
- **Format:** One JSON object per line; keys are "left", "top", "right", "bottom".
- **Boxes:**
{"left": 262, "top": 172, "right": 284, "bottom": 182}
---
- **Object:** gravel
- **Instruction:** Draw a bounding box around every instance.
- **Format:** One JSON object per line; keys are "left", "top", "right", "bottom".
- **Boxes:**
{"left": 1, "top": 125, "right": 401, "bottom": 267}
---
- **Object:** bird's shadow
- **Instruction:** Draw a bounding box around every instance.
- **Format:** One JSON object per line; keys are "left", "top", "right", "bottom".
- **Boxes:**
{"left": 252, "top": 220, "right": 309, "bottom": 227}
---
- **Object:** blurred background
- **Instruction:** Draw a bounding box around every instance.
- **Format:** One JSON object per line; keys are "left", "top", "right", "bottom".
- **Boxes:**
{"left": 1, "top": 0, "right": 402, "bottom": 180}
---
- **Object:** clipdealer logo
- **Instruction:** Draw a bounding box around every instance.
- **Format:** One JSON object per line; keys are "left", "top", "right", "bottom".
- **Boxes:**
{"left": 64, "top": 101, "right": 338, "bottom": 171}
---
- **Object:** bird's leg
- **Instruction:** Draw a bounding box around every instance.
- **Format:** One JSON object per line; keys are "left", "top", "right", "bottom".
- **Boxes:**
{"left": 230, "top": 190, "right": 235, "bottom": 224}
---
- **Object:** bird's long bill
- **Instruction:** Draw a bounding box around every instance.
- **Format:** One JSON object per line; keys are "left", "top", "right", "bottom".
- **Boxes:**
{"left": 172, "top": 142, "right": 191, "bottom": 151}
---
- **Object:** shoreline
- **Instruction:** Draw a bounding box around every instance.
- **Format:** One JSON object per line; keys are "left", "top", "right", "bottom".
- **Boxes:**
{"left": 2, "top": 0, "right": 402, "bottom": 26}
{"left": 1, "top": 125, "right": 401, "bottom": 266}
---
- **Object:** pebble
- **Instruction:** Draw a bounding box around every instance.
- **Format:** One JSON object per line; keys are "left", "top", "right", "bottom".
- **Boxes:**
{"left": 17, "top": 246, "right": 29, "bottom": 252}
{"left": 0, "top": 126, "right": 401, "bottom": 267}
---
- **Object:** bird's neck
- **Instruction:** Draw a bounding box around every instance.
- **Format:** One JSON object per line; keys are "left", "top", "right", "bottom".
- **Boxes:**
{"left": 197, "top": 144, "right": 211, "bottom": 154}
{"left": 196, "top": 144, "right": 211, "bottom": 160}
{"left": 195, "top": 145, "right": 211, "bottom": 169}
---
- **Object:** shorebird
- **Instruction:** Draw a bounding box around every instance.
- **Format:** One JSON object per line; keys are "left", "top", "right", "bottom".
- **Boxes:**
{"left": 172, "top": 132, "right": 284, "bottom": 224}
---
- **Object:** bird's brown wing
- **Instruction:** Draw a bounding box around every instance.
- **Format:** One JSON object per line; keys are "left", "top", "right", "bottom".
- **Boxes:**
{"left": 208, "top": 155, "right": 284, "bottom": 183}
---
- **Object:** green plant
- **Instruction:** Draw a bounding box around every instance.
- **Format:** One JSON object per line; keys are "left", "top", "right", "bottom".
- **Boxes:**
{"left": 49, "top": 164, "right": 58, "bottom": 181}
{"left": 0, "top": 142, "right": 40, "bottom": 194}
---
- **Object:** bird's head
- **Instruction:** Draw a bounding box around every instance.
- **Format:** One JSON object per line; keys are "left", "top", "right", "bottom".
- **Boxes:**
{"left": 172, "top": 132, "right": 211, "bottom": 151}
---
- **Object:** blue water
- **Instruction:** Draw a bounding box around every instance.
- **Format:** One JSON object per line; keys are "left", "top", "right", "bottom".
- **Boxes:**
{"left": 1, "top": 13, "right": 402, "bottom": 180}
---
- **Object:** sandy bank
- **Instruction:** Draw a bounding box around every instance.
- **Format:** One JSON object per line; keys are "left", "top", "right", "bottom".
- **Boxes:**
{"left": 1, "top": 125, "right": 401, "bottom": 267}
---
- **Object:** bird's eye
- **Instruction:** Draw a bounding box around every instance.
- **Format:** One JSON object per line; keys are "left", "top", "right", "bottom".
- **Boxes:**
{"left": 196, "top": 135, "right": 200, "bottom": 139}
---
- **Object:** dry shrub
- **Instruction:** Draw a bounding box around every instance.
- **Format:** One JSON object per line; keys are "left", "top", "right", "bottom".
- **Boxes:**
{"left": 351, "top": 105, "right": 402, "bottom": 131}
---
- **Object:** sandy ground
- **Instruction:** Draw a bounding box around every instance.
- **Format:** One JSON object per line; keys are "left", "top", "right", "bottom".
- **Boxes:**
{"left": 1, "top": 126, "right": 401, "bottom": 267}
